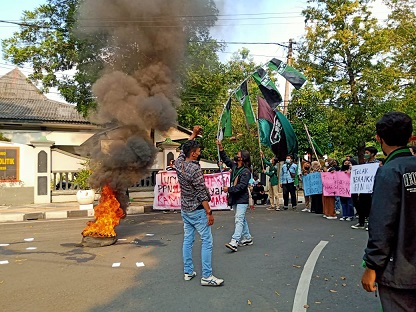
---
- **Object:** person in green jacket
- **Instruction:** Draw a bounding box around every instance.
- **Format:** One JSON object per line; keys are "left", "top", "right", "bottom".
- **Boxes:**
{"left": 260, "top": 151, "right": 280, "bottom": 211}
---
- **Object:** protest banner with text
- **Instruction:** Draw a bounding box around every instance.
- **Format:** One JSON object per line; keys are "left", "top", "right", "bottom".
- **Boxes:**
{"left": 303, "top": 172, "right": 323, "bottom": 196}
{"left": 153, "top": 171, "right": 230, "bottom": 210}
{"left": 350, "top": 163, "right": 379, "bottom": 194}
{"left": 321, "top": 172, "right": 351, "bottom": 197}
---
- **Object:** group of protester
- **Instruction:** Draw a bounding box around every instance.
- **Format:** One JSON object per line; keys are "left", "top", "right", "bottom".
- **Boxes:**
{"left": 294, "top": 146, "right": 386, "bottom": 230}
{"left": 173, "top": 112, "right": 416, "bottom": 312}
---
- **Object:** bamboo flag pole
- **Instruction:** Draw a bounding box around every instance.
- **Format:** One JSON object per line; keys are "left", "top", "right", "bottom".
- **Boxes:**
{"left": 304, "top": 123, "right": 319, "bottom": 161}
{"left": 216, "top": 103, "right": 227, "bottom": 185}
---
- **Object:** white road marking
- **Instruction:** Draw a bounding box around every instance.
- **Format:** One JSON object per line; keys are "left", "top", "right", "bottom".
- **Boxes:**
{"left": 292, "top": 240, "right": 328, "bottom": 312}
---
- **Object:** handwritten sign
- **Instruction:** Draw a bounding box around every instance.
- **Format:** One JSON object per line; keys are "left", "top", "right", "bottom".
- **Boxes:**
{"left": 335, "top": 171, "right": 351, "bottom": 197}
{"left": 321, "top": 171, "right": 352, "bottom": 197}
{"left": 303, "top": 172, "right": 323, "bottom": 196}
{"left": 153, "top": 171, "right": 231, "bottom": 210}
{"left": 350, "top": 163, "right": 379, "bottom": 194}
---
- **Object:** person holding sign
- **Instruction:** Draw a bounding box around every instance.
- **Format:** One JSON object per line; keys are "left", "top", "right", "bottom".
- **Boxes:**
{"left": 339, "top": 161, "right": 354, "bottom": 221}
{"left": 175, "top": 126, "right": 224, "bottom": 287}
{"left": 351, "top": 147, "right": 379, "bottom": 230}
{"left": 279, "top": 154, "right": 298, "bottom": 210}
{"left": 216, "top": 140, "right": 253, "bottom": 252}
{"left": 309, "top": 161, "right": 324, "bottom": 214}
{"left": 361, "top": 112, "right": 416, "bottom": 311}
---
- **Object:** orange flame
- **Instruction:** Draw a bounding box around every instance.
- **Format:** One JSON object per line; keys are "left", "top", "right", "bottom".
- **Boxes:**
{"left": 82, "top": 185, "right": 125, "bottom": 238}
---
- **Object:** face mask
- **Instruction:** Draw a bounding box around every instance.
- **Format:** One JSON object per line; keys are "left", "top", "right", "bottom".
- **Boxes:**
{"left": 364, "top": 154, "right": 370, "bottom": 159}
{"left": 324, "top": 162, "right": 329, "bottom": 167}
{"left": 234, "top": 155, "right": 241, "bottom": 162}
{"left": 285, "top": 159, "right": 291, "bottom": 163}
{"left": 196, "top": 154, "right": 202, "bottom": 161}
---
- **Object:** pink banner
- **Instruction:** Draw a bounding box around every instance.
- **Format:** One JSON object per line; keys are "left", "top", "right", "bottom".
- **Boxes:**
{"left": 153, "top": 171, "right": 231, "bottom": 210}
{"left": 321, "top": 171, "right": 351, "bottom": 197}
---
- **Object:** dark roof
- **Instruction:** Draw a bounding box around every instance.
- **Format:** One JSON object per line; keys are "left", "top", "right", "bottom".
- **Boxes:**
{"left": 0, "top": 68, "right": 90, "bottom": 124}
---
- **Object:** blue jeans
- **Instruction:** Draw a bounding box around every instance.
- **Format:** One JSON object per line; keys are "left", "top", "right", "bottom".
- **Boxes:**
{"left": 181, "top": 209, "right": 213, "bottom": 278}
{"left": 340, "top": 197, "right": 354, "bottom": 217}
{"left": 231, "top": 204, "right": 251, "bottom": 242}
{"left": 335, "top": 196, "right": 342, "bottom": 211}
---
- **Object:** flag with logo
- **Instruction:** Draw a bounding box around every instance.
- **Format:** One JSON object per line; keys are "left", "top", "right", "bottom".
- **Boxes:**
{"left": 267, "top": 58, "right": 307, "bottom": 90}
{"left": 257, "top": 96, "right": 298, "bottom": 161}
{"left": 218, "top": 98, "right": 232, "bottom": 140}
{"left": 252, "top": 68, "right": 282, "bottom": 110}
{"left": 235, "top": 80, "right": 256, "bottom": 126}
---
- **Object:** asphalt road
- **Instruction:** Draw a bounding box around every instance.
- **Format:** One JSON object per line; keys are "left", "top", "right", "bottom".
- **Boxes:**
{"left": 0, "top": 208, "right": 381, "bottom": 312}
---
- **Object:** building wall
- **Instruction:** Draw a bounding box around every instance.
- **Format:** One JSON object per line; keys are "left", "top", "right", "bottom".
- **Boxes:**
{"left": 51, "top": 149, "right": 86, "bottom": 172}
{"left": 2, "top": 129, "right": 95, "bottom": 146}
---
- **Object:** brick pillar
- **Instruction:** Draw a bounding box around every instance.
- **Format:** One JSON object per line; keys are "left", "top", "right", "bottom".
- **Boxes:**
{"left": 31, "top": 138, "right": 55, "bottom": 204}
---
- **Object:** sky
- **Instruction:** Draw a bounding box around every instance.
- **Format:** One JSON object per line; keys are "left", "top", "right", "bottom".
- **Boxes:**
{"left": 0, "top": 0, "right": 390, "bottom": 102}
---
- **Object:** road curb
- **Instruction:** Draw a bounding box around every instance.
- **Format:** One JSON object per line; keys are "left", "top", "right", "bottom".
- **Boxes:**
{"left": 0, "top": 205, "right": 149, "bottom": 223}
{"left": 0, "top": 213, "right": 25, "bottom": 222}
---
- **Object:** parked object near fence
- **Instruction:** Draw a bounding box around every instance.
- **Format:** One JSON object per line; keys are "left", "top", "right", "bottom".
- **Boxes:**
{"left": 350, "top": 163, "right": 379, "bottom": 194}
{"left": 303, "top": 172, "right": 323, "bottom": 196}
{"left": 153, "top": 171, "right": 230, "bottom": 210}
{"left": 76, "top": 189, "right": 95, "bottom": 208}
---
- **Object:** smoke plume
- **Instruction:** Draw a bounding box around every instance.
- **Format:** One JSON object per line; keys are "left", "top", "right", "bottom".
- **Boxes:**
{"left": 75, "top": 0, "right": 216, "bottom": 209}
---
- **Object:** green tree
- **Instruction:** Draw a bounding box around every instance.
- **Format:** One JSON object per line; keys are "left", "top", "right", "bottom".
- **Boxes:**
{"left": 382, "top": 0, "right": 416, "bottom": 124}
{"left": 2, "top": 0, "right": 103, "bottom": 115}
{"left": 289, "top": 84, "right": 333, "bottom": 159}
{"left": 297, "top": 0, "right": 393, "bottom": 160}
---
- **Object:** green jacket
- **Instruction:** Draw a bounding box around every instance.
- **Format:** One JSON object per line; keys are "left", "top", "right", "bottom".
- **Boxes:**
{"left": 263, "top": 158, "right": 279, "bottom": 186}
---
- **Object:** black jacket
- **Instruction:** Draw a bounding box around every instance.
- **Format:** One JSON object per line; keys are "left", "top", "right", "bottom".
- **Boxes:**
{"left": 219, "top": 150, "right": 250, "bottom": 205}
{"left": 363, "top": 148, "right": 416, "bottom": 288}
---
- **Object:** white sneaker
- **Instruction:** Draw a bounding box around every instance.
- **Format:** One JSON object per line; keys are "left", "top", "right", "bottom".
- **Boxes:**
{"left": 184, "top": 271, "right": 196, "bottom": 281}
{"left": 301, "top": 208, "right": 310, "bottom": 212}
{"left": 238, "top": 238, "right": 253, "bottom": 246}
{"left": 201, "top": 275, "right": 224, "bottom": 286}
{"left": 225, "top": 239, "right": 238, "bottom": 252}
{"left": 326, "top": 216, "right": 337, "bottom": 220}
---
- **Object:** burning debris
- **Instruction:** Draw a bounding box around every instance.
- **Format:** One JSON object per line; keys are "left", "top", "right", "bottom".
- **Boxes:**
{"left": 81, "top": 185, "right": 124, "bottom": 247}
{"left": 82, "top": 185, "right": 124, "bottom": 238}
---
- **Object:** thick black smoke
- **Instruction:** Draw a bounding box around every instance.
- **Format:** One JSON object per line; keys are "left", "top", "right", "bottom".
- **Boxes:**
{"left": 75, "top": 0, "right": 216, "bottom": 208}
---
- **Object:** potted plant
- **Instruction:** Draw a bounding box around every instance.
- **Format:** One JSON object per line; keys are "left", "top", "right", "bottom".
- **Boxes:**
{"left": 73, "top": 161, "right": 95, "bottom": 205}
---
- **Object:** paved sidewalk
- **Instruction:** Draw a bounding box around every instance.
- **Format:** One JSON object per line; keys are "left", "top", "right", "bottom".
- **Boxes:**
{"left": 0, "top": 202, "right": 150, "bottom": 223}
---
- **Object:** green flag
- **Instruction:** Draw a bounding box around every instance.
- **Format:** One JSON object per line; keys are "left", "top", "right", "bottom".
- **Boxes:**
{"left": 257, "top": 96, "right": 298, "bottom": 160}
{"left": 311, "top": 136, "right": 324, "bottom": 156}
{"left": 235, "top": 80, "right": 256, "bottom": 125}
{"left": 220, "top": 98, "right": 232, "bottom": 138}
{"left": 252, "top": 68, "right": 282, "bottom": 110}
{"left": 294, "top": 158, "right": 301, "bottom": 186}
{"left": 267, "top": 58, "right": 306, "bottom": 90}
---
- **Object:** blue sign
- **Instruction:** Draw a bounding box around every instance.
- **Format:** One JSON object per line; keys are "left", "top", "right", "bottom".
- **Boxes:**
{"left": 303, "top": 172, "right": 323, "bottom": 196}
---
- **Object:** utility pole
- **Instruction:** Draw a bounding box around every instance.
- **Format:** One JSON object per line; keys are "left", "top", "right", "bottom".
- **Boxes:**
{"left": 283, "top": 38, "right": 294, "bottom": 116}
